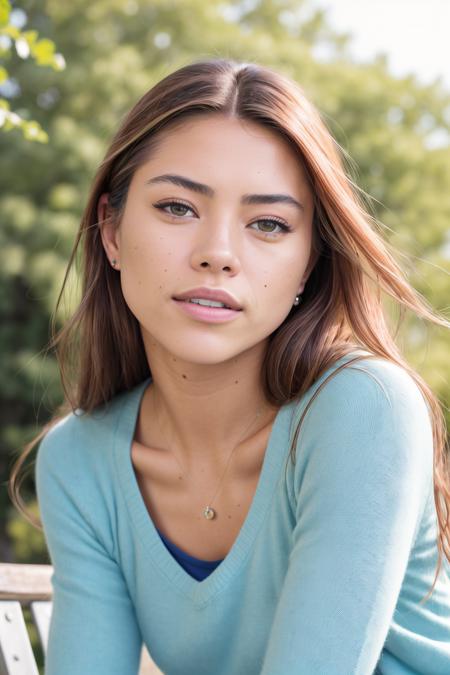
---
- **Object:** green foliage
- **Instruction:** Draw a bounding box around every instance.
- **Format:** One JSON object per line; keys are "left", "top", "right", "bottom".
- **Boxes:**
{"left": 7, "top": 499, "right": 49, "bottom": 561}
{"left": 0, "top": 0, "right": 10, "bottom": 26}
{"left": 0, "top": 0, "right": 65, "bottom": 142}
{"left": 1, "top": 0, "right": 449, "bottom": 565}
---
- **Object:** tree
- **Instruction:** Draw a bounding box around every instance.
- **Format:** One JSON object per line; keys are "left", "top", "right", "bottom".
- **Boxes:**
{"left": 0, "top": 0, "right": 65, "bottom": 142}
{"left": 2, "top": 0, "right": 449, "bottom": 568}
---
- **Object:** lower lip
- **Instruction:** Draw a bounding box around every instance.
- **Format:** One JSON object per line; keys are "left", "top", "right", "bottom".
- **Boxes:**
{"left": 172, "top": 299, "right": 242, "bottom": 323}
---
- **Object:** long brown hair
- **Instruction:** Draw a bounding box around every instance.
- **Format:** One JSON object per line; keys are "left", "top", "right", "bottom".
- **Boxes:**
{"left": 9, "top": 58, "right": 450, "bottom": 604}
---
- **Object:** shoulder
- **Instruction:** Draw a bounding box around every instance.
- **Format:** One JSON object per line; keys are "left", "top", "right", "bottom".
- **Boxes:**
{"left": 289, "top": 354, "right": 434, "bottom": 526}
{"left": 303, "top": 353, "right": 430, "bottom": 422}
{"left": 35, "top": 382, "right": 142, "bottom": 483}
{"left": 35, "top": 382, "right": 146, "bottom": 547}
{"left": 291, "top": 354, "right": 433, "bottom": 479}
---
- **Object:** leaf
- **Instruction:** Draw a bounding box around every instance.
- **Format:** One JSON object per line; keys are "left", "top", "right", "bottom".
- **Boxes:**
{"left": 32, "top": 37, "right": 57, "bottom": 66}
{"left": 0, "top": 0, "right": 11, "bottom": 29}
{"left": 1, "top": 24, "right": 19, "bottom": 39}
{"left": 22, "top": 119, "right": 49, "bottom": 143}
{"left": 21, "top": 29, "right": 39, "bottom": 47}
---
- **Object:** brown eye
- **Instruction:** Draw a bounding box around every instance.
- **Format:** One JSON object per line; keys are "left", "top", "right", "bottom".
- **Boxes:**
{"left": 153, "top": 201, "right": 293, "bottom": 239}
{"left": 249, "top": 218, "right": 293, "bottom": 238}
{"left": 154, "top": 200, "right": 195, "bottom": 217}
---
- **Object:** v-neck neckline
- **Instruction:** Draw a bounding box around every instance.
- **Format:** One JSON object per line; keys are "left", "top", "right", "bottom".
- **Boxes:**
{"left": 113, "top": 377, "right": 297, "bottom": 607}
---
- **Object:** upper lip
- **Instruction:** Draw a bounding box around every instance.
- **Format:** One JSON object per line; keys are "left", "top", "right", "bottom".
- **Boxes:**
{"left": 172, "top": 287, "right": 243, "bottom": 310}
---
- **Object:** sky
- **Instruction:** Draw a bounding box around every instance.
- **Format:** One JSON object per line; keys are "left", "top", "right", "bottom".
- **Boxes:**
{"left": 314, "top": 0, "right": 450, "bottom": 91}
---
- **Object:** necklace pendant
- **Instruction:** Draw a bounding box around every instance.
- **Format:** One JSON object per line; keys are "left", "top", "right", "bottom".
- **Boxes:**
{"left": 203, "top": 506, "right": 215, "bottom": 520}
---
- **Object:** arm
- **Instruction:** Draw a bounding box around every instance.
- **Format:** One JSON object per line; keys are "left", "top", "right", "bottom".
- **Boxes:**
{"left": 260, "top": 362, "right": 433, "bottom": 675}
{"left": 35, "top": 418, "right": 143, "bottom": 675}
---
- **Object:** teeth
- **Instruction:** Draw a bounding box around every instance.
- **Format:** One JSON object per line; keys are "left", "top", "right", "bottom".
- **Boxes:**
{"left": 188, "top": 298, "right": 228, "bottom": 308}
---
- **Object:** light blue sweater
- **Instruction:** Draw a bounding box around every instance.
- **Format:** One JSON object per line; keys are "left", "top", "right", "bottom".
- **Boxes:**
{"left": 35, "top": 352, "right": 450, "bottom": 674}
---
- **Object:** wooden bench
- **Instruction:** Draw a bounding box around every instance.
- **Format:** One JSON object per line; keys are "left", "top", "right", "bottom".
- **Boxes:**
{"left": 0, "top": 563, "right": 162, "bottom": 674}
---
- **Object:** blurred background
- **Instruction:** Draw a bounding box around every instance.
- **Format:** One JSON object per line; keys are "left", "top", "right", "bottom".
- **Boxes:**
{"left": 1, "top": 0, "right": 449, "bottom": 668}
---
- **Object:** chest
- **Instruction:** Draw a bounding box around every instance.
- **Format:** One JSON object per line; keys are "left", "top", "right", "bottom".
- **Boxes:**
{"left": 131, "top": 440, "right": 264, "bottom": 561}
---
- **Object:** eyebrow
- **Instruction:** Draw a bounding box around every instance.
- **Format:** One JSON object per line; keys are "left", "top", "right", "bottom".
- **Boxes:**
{"left": 145, "top": 173, "right": 305, "bottom": 214}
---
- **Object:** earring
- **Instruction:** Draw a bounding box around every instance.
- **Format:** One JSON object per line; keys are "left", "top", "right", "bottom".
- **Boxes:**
{"left": 111, "top": 259, "right": 118, "bottom": 268}
{"left": 293, "top": 294, "right": 302, "bottom": 306}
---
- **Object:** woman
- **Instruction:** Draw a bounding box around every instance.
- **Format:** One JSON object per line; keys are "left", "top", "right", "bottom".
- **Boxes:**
{"left": 9, "top": 58, "right": 450, "bottom": 674}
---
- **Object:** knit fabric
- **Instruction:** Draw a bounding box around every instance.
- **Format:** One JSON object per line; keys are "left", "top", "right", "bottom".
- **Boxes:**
{"left": 35, "top": 351, "right": 450, "bottom": 674}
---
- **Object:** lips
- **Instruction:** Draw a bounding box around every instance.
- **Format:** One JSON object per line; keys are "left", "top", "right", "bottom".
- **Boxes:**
{"left": 173, "top": 298, "right": 242, "bottom": 323}
{"left": 172, "top": 287, "right": 243, "bottom": 311}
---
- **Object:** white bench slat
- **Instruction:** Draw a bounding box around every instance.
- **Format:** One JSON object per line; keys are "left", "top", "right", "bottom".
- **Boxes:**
{"left": 0, "top": 601, "right": 39, "bottom": 675}
{"left": 29, "top": 601, "right": 52, "bottom": 656}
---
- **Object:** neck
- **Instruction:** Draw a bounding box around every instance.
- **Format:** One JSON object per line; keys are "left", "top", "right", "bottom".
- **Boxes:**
{"left": 137, "top": 339, "right": 279, "bottom": 474}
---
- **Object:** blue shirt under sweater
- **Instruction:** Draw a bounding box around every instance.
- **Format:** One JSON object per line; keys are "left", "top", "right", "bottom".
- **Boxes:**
{"left": 35, "top": 351, "right": 450, "bottom": 674}
{"left": 157, "top": 528, "right": 223, "bottom": 580}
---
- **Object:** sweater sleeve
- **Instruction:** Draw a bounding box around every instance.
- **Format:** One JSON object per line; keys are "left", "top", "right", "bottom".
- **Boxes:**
{"left": 35, "top": 416, "right": 143, "bottom": 675}
{"left": 260, "top": 361, "right": 434, "bottom": 675}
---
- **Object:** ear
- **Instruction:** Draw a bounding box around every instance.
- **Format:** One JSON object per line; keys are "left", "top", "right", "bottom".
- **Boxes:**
{"left": 97, "top": 193, "right": 120, "bottom": 268}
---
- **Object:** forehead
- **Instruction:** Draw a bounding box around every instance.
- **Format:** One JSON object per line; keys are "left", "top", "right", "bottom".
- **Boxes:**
{"left": 136, "top": 114, "right": 311, "bottom": 192}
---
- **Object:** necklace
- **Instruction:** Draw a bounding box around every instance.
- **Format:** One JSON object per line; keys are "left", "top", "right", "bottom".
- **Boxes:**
{"left": 150, "top": 387, "right": 264, "bottom": 520}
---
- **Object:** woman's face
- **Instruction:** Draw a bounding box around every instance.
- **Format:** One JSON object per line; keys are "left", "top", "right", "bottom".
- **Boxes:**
{"left": 99, "top": 114, "right": 317, "bottom": 366}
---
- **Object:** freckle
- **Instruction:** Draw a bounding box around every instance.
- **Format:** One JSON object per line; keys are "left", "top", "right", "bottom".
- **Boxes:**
{"left": 178, "top": 475, "right": 183, "bottom": 480}
{"left": 182, "top": 374, "right": 187, "bottom": 379}
{"left": 264, "top": 284, "right": 267, "bottom": 288}
{"left": 235, "top": 380, "right": 238, "bottom": 384}
{"left": 227, "top": 514, "right": 231, "bottom": 519}
{"left": 164, "top": 269, "right": 167, "bottom": 272}
{"left": 236, "top": 503, "right": 240, "bottom": 507}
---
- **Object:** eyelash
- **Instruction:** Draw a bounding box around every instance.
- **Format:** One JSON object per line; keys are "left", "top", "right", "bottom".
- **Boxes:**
{"left": 153, "top": 199, "right": 294, "bottom": 237}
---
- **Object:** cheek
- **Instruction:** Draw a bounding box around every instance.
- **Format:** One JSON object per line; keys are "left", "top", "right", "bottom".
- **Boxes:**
{"left": 118, "top": 232, "right": 182, "bottom": 319}
{"left": 255, "top": 245, "right": 308, "bottom": 305}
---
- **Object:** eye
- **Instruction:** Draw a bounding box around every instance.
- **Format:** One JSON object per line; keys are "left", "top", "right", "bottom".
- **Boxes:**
{"left": 153, "top": 199, "right": 195, "bottom": 218}
{"left": 153, "top": 200, "right": 293, "bottom": 238}
{"left": 249, "top": 218, "right": 293, "bottom": 238}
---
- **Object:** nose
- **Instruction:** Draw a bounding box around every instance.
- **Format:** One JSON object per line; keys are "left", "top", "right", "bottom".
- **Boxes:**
{"left": 190, "top": 222, "right": 241, "bottom": 274}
